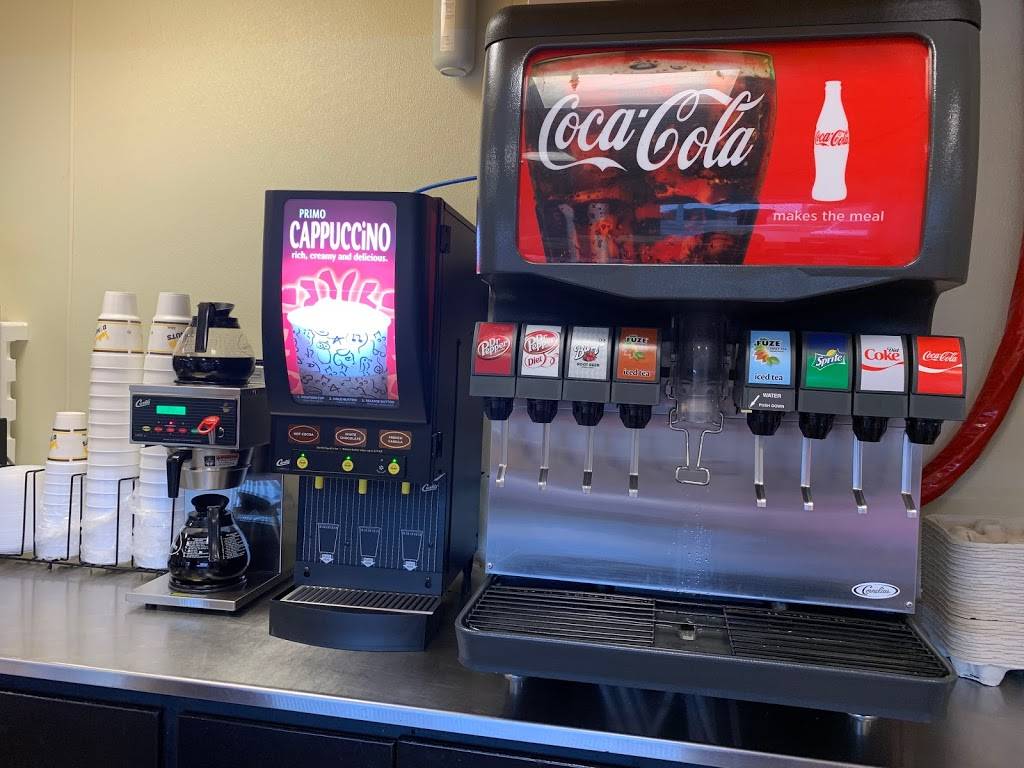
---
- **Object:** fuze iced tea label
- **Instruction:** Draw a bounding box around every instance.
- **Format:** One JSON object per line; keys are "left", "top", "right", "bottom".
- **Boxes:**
{"left": 566, "top": 326, "right": 611, "bottom": 381}
{"left": 747, "top": 331, "right": 792, "bottom": 386}
{"left": 519, "top": 324, "right": 563, "bottom": 378}
{"left": 915, "top": 336, "right": 964, "bottom": 396}
{"left": 614, "top": 328, "right": 659, "bottom": 382}
{"left": 858, "top": 334, "right": 906, "bottom": 392}
{"left": 803, "top": 332, "right": 851, "bottom": 390}
{"left": 473, "top": 322, "right": 517, "bottom": 377}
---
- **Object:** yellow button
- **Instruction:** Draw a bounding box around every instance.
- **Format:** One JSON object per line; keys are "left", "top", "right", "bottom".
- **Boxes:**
{"left": 357, "top": 479, "right": 368, "bottom": 495}
{"left": 314, "top": 475, "right": 325, "bottom": 491}
{"left": 401, "top": 481, "right": 411, "bottom": 495}
{"left": 341, "top": 459, "right": 354, "bottom": 472}
{"left": 296, "top": 455, "right": 309, "bottom": 470}
{"left": 387, "top": 461, "right": 401, "bottom": 476}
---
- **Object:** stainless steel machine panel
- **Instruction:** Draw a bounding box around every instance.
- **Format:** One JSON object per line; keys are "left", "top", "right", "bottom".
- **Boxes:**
{"left": 484, "top": 403, "right": 920, "bottom": 614}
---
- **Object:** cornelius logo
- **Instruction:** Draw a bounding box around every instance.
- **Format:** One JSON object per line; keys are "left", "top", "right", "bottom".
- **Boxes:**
{"left": 523, "top": 330, "right": 559, "bottom": 355}
{"left": 476, "top": 336, "right": 511, "bottom": 360}
{"left": 852, "top": 582, "right": 900, "bottom": 600}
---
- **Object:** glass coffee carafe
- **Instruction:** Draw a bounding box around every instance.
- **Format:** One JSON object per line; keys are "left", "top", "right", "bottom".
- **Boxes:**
{"left": 173, "top": 302, "right": 255, "bottom": 385}
{"left": 168, "top": 493, "right": 251, "bottom": 592}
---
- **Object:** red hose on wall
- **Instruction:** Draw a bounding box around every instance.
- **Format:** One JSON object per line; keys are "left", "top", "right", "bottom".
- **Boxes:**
{"left": 922, "top": 233, "right": 1024, "bottom": 505}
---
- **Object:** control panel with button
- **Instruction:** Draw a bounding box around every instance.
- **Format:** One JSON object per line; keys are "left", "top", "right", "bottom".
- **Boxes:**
{"left": 130, "top": 395, "right": 241, "bottom": 447}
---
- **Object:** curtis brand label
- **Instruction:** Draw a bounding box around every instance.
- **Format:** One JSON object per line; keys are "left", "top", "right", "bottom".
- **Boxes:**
{"left": 803, "top": 332, "right": 850, "bottom": 390}
{"left": 859, "top": 334, "right": 906, "bottom": 393}
{"left": 915, "top": 336, "right": 964, "bottom": 396}
{"left": 566, "top": 327, "right": 611, "bottom": 381}
{"left": 473, "top": 322, "right": 517, "bottom": 377}
{"left": 519, "top": 324, "right": 563, "bottom": 378}
{"left": 746, "top": 331, "right": 791, "bottom": 386}
{"left": 614, "top": 327, "right": 659, "bottom": 381}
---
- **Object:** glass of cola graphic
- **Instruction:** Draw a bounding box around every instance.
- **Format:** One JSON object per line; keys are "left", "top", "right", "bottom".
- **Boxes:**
{"left": 288, "top": 300, "right": 392, "bottom": 400}
{"left": 523, "top": 49, "right": 775, "bottom": 264}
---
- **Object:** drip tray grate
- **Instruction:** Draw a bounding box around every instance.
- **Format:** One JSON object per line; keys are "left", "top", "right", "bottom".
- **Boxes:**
{"left": 282, "top": 585, "right": 441, "bottom": 615}
{"left": 465, "top": 580, "right": 948, "bottom": 679}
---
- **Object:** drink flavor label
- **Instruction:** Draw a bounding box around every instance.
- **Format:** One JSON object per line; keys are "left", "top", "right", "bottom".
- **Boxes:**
{"left": 566, "top": 326, "right": 611, "bottom": 381}
{"left": 519, "top": 324, "right": 563, "bottom": 378}
{"left": 614, "top": 327, "right": 659, "bottom": 382}
{"left": 747, "top": 331, "right": 792, "bottom": 387}
{"left": 473, "top": 322, "right": 518, "bottom": 377}
{"left": 803, "top": 332, "right": 851, "bottom": 390}
{"left": 858, "top": 334, "right": 906, "bottom": 393}
{"left": 915, "top": 336, "right": 964, "bottom": 396}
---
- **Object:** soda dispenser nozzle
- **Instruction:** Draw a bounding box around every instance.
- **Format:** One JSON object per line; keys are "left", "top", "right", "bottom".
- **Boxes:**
{"left": 527, "top": 398, "right": 560, "bottom": 489}
{"left": 610, "top": 328, "right": 662, "bottom": 499}
{"left": 736, "top": 331, "right": 796, "bottom": 509}
{"left": 470, "top": 322, "right": 521, "bottom": 490}
{"left": 903, "top": 336, "right": 967, "bottom": 518}
{"left": 564, "top": 326, "right": 614, "bottom": 495}
{"left": 619, "top": 403, "right": 652, "bottom": 497}
{"left": 484, "top": 397, "right": 515, "bottom": 487}
{"left": 797, "top": 332, "right": 853, "bottom": 512}
{"left": 853, "top": 334, "right": 910, "bottom": 515}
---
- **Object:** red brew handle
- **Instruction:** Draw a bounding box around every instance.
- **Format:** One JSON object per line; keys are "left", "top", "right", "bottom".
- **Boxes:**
{"left": 197, "top": 416, "right": 221, "bottom": 436}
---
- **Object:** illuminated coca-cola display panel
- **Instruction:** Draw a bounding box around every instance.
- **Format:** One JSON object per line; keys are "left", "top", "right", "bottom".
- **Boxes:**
{"left": 518, "top": 39, "right": 930, "bottom": 267}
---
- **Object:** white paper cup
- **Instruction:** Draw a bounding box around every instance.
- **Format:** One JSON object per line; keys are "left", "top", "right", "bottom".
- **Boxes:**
{"left": 87, "top": 435, "right": 134, "bottom": 450}
{"left": 287, "top": 300, "right": 392, "bottom": 399}
{"left": 137, "top": 480, "right": 171, "bottom": 496}
{"left": 144, "top": 352, "right": 175, "bottom": 369}
{"left": 84, "top": 464, "right": 138, "bottom": 480}
{"left": 86, "top": 477, "right": 136, "bottom": 496}
{"left": 89, "top": 395, "right": 131, "bottom": 411}
{"left": 48, "top": 429, "right": 88, "bottom": 461}
{"left": 88, "top": 409, "right": 130, "bottom": 426}
{"left": 94, "top": 319, "right": 143, "bottom": 353}
{"left": 86, "top": 449, "right": 139, "bottom": 466}
{"left": 99, "top": 291, "right": 140, "bottom": 321}
{"left": 136, "top": 496, "right": 174, "bottom": 513}
{"left": 53, "top": 411, "right": 87, "bottom": 431}
{"left": 44, "top": 458, "right": 88, "bottom": 475}
{"left": 89, "top": 381, "right": 133, "bottom": 397}
{"left": 153, "top": 292, "right": 191, "bottom": 323}
{"left": 87, "top": 422, "right": 130, "bottom": 438}
{"left": 146, "top": 322, "right": 188, "bottom": 355}
{"left": 91, "top": 351, "right": 144, "bottom": 368}
{"left": 141, "top": 371, "right": 177, "bottom": 386}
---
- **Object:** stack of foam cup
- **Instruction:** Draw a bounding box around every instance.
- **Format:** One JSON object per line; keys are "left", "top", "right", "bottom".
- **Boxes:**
{"left": 131, "top": 445, "right": 194, "bottom": 568}
{"left": 143, "top": 292, "right": 191, "bottom": 385}
{"left": 0, "top": 465, "right": 45, "bottom": 556}
{"left": 83, "top": 291, "right": 143, "bottom": 565}
{"left": 37, "top": 411, "right": 88, "bottom": 560}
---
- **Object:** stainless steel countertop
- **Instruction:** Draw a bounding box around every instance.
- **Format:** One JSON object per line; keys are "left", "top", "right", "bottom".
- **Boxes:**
{"left": 0, "top": 560, "right": 1021, "bottom": 768}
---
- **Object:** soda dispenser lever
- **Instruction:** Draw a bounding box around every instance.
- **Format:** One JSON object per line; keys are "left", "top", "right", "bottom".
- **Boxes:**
{"left": 611, "top": 328, "right": 662, "bottom": 498}
{"left": 515, "top": 324, "right": 566, "bottom": 491}
{"left": 853, "top": 335, "right": 910, "bottom": 515}
{"left": 797, "top": 333, "right": 854, "bottom": 511}
{"left": 564, "top": 327, "right": 613, "bottom": 494}
{"left": 736, "top": 331, "right": 796, "bottom": 508}
{"left": 904, "top": 336, "right": 967, "bottom": 518}
{"left": 470, "top": 322, "right": 520, "bottom": 488}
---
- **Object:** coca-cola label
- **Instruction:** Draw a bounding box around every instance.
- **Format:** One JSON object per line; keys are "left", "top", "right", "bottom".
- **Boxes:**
{"left": 614, "top": 328, "right": 659, "bottom": 382}
{"left": 519, "top": 324, "right": 563, "bottom": 378}
{"left": 517, "top": 40, "right": 930, "bottom": 268}
{"left": 915, "top": 336, "right": 964, "bottom": 396}
{"left": 858, "top": 334, "right": 906, "bottom": 393}
{"left": 565, "top": 326, "right": 611, "bottom": 381}
{"left": 746, "top": 331, "right": 792, "bottom": 386}
{"left": 473, "top": 322, "right": 517, "bottom": 377}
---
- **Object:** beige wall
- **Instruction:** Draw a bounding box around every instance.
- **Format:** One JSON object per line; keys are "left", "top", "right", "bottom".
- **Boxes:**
{"left": 1, "top": 0, "right": 1022, "bottom": 511}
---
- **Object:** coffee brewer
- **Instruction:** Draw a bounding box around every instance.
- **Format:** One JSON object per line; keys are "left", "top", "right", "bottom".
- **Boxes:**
{"left": 126, "top": 374, "right": 294, "bottom": 611}
{"left": 262, "top": 191, "right": 486, "bottom": 651}
{"left": 457, "top": 0, "right": 979, "bottom": 719}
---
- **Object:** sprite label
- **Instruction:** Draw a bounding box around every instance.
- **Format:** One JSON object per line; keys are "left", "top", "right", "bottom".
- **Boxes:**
{"left": 803, "top": 332, "right": 851, "bottom": 390}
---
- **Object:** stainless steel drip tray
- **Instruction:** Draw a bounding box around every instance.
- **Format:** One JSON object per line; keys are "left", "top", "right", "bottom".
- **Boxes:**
{"left": 456, "top": 577, "right": 954, "bottom": 721}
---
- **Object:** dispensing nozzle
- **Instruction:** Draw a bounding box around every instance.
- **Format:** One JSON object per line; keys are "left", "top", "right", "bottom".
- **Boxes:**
{"left": 619, "top": 403, "right": 652, "bottom": 497}
{"left": 527, "top": 398, "right": 559, "bottom": 489}
{"left": 747, "top": 411, "right": 783, "bottom": 508}
{"left": 572, "top": 401, "right": 604, "bottom": 493}
{"left": 484, "top": 397, "right": 515, "bottom": 487}
{"left": 851, "top": 415, "right": 888, "bottom": 514}
{"left": 797, "top": 412, "right": 836, "bottom": 511}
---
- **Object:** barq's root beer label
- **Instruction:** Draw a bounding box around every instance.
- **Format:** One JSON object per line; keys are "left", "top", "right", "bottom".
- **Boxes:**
{"left": 614, "top": 328, "right": 659, "bottom": 382}
{"left": 473, "top": 322, "right": 518, "bottom": 377}
{"left": 566, "top": 326, "right": 611, "bottom": 381}
{"left": 519, "top": 325, "right": 563, "bottom": 378}
{"left": 915, "top": 336, "right": 964, "bottom": 396}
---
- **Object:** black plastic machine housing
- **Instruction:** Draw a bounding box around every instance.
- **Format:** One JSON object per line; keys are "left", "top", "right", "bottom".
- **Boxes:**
{"left": 262, "top": 191, "right": 486, "bottom": 650}
{"left": 459, "top": 0, "right": 980, "bottom": 717}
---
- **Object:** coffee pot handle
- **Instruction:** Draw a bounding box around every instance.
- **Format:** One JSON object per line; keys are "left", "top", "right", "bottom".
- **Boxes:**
{"left": 195, "top": 302, "right": 214, "bottom": 353}
{"left": 166, "top": 449, "right": 192, "bottom": 499}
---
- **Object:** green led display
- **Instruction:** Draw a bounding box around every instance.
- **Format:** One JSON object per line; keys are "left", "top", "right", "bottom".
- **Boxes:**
{"left": 156, "top": 405, "right": 187, "bottom": 416}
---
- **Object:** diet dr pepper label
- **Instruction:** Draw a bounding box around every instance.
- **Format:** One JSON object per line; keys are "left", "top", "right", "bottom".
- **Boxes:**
{"left": 566, "top": 327, "right": 611, "bottom": 381}
{"left": 915, "top": 336, "right": 964, "bottom": 396}
{"left": 473, "top": 322, "right": 517, "bottom": 377}
{"left": 519, "top": 325, "right": 563, "bottom": 378}
{"left": 804, "top": 332, "right": 851, "bottom": 390}
{"left": 614, "top": 328, "right": 659, "bottom": 381}
{"left": 859, "top": 335, "right": 906, "bottom": 392}
{"left": 747, "top": 331, "right": 792, "bottom": 386}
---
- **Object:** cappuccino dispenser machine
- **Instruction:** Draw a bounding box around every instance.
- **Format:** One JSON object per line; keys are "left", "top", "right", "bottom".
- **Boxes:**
{"left": 262, "top": 191, "right": 485, "bottom": 650}
{"left": 458, "top": 0, "right": 979, "bottom": 717}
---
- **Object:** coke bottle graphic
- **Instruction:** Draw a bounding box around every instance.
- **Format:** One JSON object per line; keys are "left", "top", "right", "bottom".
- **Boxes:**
{"left": 812, "top": 80, "right": 849, "bottom": 202}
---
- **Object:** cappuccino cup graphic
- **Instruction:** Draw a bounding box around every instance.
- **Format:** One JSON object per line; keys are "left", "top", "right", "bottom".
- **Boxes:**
{"left": 288, "top": 300, "right": 392, "bottom": 399}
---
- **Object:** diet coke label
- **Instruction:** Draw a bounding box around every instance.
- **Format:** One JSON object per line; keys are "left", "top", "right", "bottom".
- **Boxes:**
{"left": 858, "top": 335, "right": 906, "bottom": 393}
{"left": 519, "top": 324, "right": 563, "bottom": 378}
{"left": 915, "top": 336, "right": 964, "bottom": 396}
{"left": 565, "top": 327, "right": 611, "bottom": 381}
{"left": 472, "top": 322, "right": 517, "bottom": 377}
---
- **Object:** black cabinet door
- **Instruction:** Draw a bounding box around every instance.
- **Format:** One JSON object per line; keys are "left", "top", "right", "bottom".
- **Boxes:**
{"left": 178, "top": 714, "right": 393, "bottom": 768}
{"left": 398, "top": 740, "right": 611, "bottom": 768}
{"left": 0, "top": 689, "right": 160, "bottom": 768}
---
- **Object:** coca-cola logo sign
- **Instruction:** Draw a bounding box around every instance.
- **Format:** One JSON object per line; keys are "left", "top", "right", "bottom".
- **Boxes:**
{"left": 477, "top": 336, "right": 511, "bottom": 360}
{"left": 814, "top": 129, "right": 850, "bottom": 147}
{"left": 922, "top": 350, "right": 960, "bottom": 364}
{"left": 538, "top": 90, "right": 765, "bottom": 173}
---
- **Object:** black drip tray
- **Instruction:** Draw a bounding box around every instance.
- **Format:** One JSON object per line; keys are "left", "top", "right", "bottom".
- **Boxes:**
{"left": 457, "top": 577, "right": 954, "bottom": 720}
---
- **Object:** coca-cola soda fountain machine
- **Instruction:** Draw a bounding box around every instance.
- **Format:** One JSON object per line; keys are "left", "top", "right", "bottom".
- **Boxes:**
{"left": 458, "top": 0, "right": 979, "bottom": 718}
